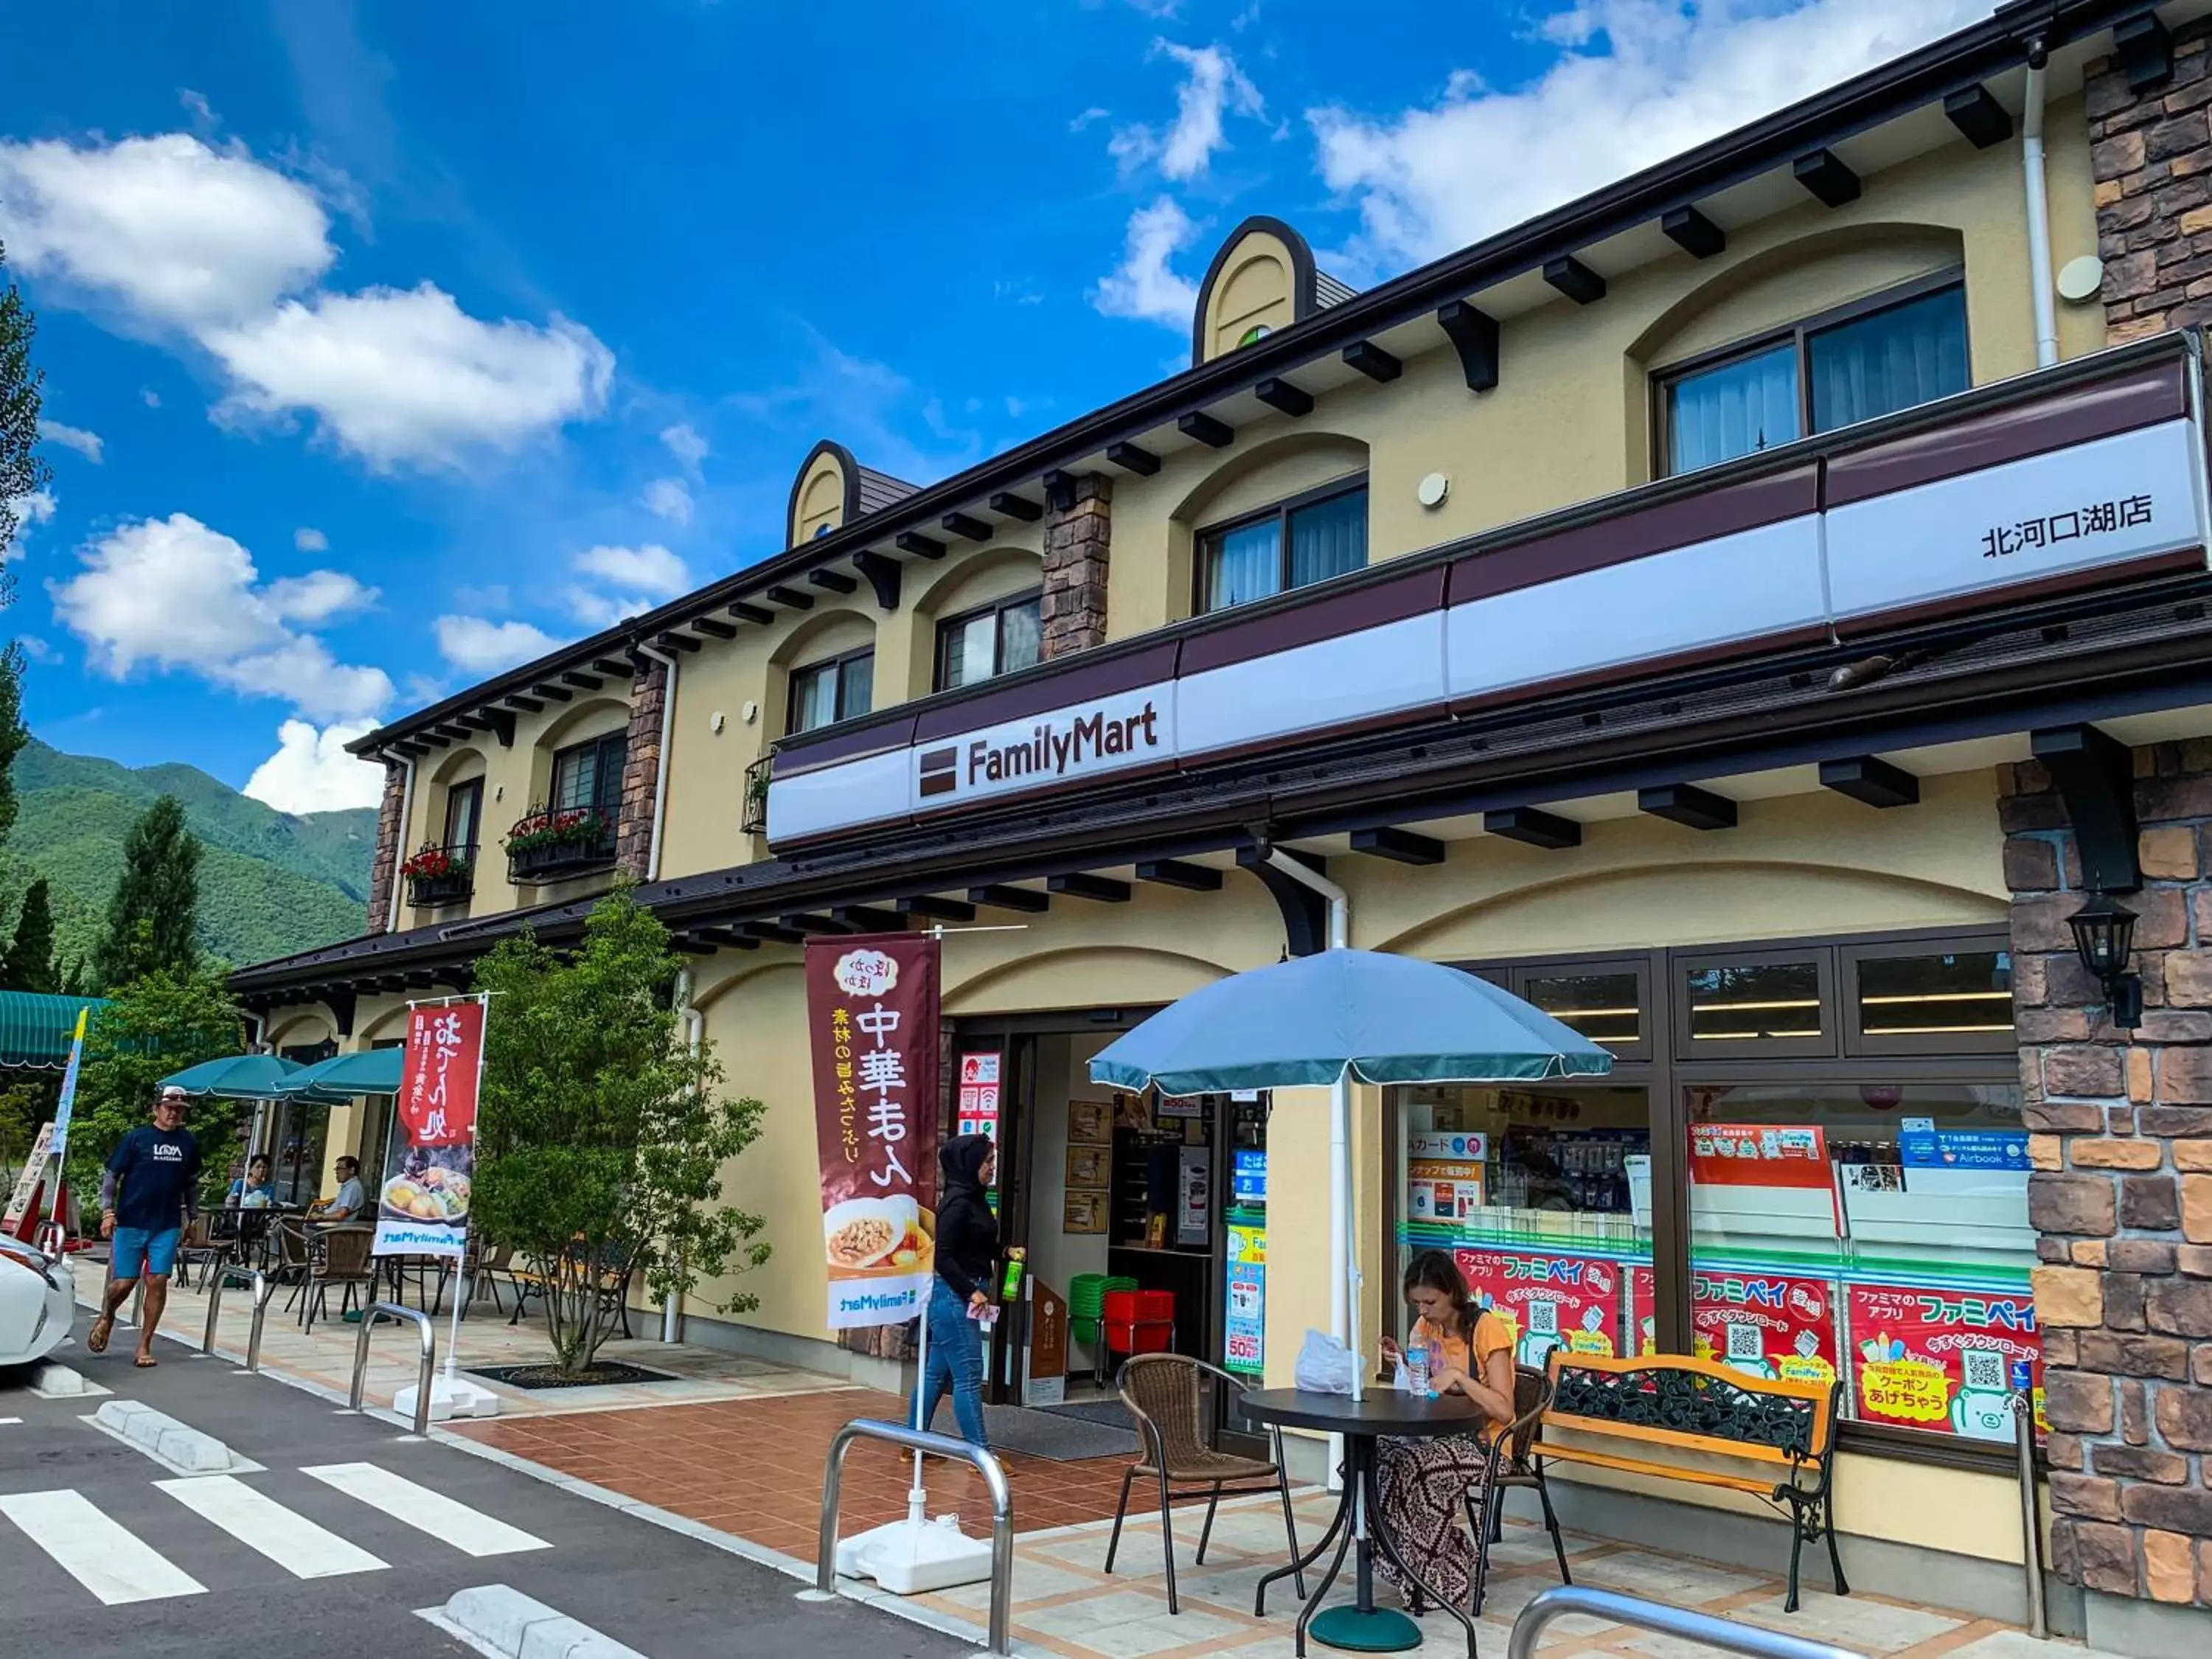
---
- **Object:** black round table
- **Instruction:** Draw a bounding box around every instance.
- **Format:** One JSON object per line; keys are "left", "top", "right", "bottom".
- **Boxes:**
{"left": 1241, "top": 1388, "right": 1488, "bottom": 1655}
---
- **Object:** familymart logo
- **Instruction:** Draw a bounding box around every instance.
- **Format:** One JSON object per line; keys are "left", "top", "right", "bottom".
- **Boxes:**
{"left": 918, "top": 693, "right": 1168, "bottom": 801}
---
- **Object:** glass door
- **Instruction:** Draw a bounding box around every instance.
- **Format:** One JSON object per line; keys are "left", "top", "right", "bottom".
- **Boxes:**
{"left": 1218, "top": 1091, "right": 1270, "bottom": 1455}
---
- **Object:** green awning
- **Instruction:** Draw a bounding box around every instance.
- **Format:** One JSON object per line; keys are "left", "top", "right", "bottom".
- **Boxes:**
{"left": 0, "top": 991, "right": 107, "bottom": 1070}
{"left": 275, "top": 1046, "right": 404, "bottom": 1102}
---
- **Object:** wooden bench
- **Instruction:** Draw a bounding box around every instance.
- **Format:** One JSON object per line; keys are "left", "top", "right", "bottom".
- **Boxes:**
{"left": 1542, "top": 1352, "right": 1846, "bottom": 1612}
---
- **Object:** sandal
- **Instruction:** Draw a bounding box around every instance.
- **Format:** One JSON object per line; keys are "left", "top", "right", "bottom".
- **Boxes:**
{"left": 86, "top": 1315, "right": 113, "bottom": 1354}
{"left": 133, "top": 1354, "right": 158, "bottom": 1368}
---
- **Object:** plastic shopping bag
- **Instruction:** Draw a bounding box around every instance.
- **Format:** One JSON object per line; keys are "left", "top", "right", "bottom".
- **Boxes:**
{"left": 1294, "top": 1329, "right": 1355, "bottom": 1395}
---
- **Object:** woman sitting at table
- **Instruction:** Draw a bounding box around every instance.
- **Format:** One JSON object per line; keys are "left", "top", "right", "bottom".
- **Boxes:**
{"left": 226, "top": 1155, "right": 276, "bottom": 1208}
{"left": 1374, "top": 1249, "right": 1517, "bottom": 1612}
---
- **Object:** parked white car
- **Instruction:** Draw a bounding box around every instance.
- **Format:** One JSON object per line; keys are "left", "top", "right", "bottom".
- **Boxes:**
{"left": 0, "top": 1229, "right": 75, "bottom": 1366}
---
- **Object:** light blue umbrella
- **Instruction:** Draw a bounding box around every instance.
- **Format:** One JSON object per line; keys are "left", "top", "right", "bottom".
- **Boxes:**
{"left": 1088, "top": 947, "right": 1612, "bottom": 1096}
{"left": 274, "top": 1047, "right": 404, "bottom": 1102}
{"left": 157, "top": 1053, "right": 302, "bottom": 1099}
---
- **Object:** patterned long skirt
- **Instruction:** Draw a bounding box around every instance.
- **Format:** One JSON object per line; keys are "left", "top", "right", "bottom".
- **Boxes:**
{"left": 1373, "top": 1433, "right": 1492, "bottom": 1611}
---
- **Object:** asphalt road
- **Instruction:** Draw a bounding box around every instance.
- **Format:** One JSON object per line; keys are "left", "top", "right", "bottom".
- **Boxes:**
{"left": 0, "top": 1336, "right": 973, "bottom": 1659}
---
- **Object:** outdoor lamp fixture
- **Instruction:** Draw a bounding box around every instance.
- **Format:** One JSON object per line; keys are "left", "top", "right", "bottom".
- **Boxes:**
{"left": 2067, "top": 891, "right": 2143, "bottom": 1030}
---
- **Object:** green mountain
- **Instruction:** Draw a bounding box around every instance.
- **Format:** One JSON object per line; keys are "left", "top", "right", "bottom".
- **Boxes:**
{"left": 2, "top": 740, "right": 378, "bottom": 975}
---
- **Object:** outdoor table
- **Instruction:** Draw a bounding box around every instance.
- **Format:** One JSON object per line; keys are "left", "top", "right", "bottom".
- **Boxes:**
{"left": 1244, "top": 1388, "right": 1486, "bottom": 1656}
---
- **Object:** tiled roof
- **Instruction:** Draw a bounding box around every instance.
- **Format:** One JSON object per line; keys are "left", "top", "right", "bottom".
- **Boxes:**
{"left": 856, "top": 466, "right": 919, "bottom": 515}
{"left": 1314, "top": 270, "right": 1357, "bottom": 310}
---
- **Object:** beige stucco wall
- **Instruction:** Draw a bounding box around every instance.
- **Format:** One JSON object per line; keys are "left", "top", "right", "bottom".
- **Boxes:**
{"left": 794, "top": 452, "right": 848, "bottom": 544}
{"left": 1203, "top": 228, "right": 1300, "bottom": 361}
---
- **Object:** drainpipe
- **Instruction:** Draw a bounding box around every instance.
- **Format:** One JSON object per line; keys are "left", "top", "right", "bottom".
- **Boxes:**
{"left": 382, "top": 753, "right": 417, "bottom": 933}
{"left": 2023, "top": 38, "right": 2060, "bottom": 369}
{"left": 632, "top": 640, "right": 681, "bottom": 883}
{"left": 664, "top": 966, "right": 704, "bottom": 1344}
{"left": 1262, "top": 849, "right": 1354, "bottom": 1378}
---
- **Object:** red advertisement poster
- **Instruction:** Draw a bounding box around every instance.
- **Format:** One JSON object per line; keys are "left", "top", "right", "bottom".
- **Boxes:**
{"left": 1454, "top": 1247, "right": 1627, "bottom": 1366}
{"left": 375, "top": 1000, "right": 484, "bottom": 1261}
{"left": 1690, "top": 1269, "right": 1840, "bottom": 1386}
{"left": 1848, "top": 1283, "right": 2042, "bottom": 1441}
{"left": 1626, "top": 1264, "right": 1659, "bottom": 1357}
{"left": 1688, "top": 1123, "right": 1833, "bottom": 1189}
{"left": 807, "top": 935, "right": 941, "bottom": 1330}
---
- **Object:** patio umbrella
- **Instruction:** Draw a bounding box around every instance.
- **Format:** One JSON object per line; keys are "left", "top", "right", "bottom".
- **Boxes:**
{"left": 1089, "top": 947, "right": 1611, "bottom": 1399}
{"left": 157, "top": 1053, "right": 302, "bottom": 1099}
{"left": 274, "top": 1046, "right": 404, "bottom": 1102}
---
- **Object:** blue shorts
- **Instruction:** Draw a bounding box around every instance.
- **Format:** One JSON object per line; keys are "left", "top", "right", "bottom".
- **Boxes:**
{"left": 111, "top": 1225, "right": 181, "bottom": 1281}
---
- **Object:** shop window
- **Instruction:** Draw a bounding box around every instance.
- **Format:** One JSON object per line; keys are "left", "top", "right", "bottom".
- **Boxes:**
{"left": 550, "top": 732, "right": 625, "bottom": 819}
{"left": 1843, "top": 943, "right": 2014, "bottom": 1056}
{"left": 936, "top": 591, "right": 1043, "bottom": 692}
{"left": 1658, "top": 275, "right": 1969, "bottom": 476}
{"left": 1395, "top": 1083, "right": 1654, "bottom": 1367}
{"left": 1512, "top": 959, "right": 1652, "bottom": 1064}
{"left": 1683, "top": 1082, "right": 2037, "bottom": 1446}
{"left": 789, "top": 647, "right": 874, "bottom": 734}
{"left": 1197, "top": 480, "right": 1368, "bottom": 614}
{"left": 1677, "top": 947, "right": 1836, "bottom": 1058}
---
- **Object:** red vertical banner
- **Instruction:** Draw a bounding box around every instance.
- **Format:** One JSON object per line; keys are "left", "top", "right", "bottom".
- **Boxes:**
{"left": 807, "top": 934, "right": 941, "bottom": 1330}
{"left": 374, "top": 1000, "right": 483, "bottom": 1261}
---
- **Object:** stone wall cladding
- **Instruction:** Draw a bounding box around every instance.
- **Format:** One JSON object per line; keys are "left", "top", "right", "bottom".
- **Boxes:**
{"left": 2006, "top": 744, "right": 2212, "bottom": 1605}
{"left": 364, "top": 760, "right": 406, "bottom": 935}
{"left": 1040, "top": 473, "right": 1111, "bottom": 658}
{"left": 2087, "top": 21, "right": 2212, "bottom": 345}
{"left": 614, "top": 657, "right": 667, "bottom": 882}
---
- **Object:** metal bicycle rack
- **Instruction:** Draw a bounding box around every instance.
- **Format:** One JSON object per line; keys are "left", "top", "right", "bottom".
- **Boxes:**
{"left": 2011, "top": 1390, "right": 2049, "bottom": 1639}
{"left": 805, "top": 1418, "right": 1015, "bottom": 1657}
{"left": 1509, "top": 1587, "right": 1866, "bottom": 1659}
{"left": 200, "top": 1265, "right": 272, "bottom": 1371}
{"left": 347, "top": 1301, "right": 437, "bottom": 1437}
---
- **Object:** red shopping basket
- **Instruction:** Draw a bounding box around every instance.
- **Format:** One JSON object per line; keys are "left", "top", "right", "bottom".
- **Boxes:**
{"left": 1102, "top": 1288, "right": 1176, "bottom": 1357}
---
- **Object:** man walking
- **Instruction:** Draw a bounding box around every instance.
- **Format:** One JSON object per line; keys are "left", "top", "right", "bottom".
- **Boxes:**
{"left": 88, "top": 1085, "right": 201, "bottom": 1368}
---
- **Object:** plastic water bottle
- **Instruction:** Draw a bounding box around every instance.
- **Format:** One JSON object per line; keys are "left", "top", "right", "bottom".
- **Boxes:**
{"left": 1405, "top": 1343, "right": 1430, "bottom": 1396}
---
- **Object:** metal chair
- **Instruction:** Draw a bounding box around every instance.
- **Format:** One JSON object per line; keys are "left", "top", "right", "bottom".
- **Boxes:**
{"left": 272, "top": 1217, "right": 315, "bottom": 1318}
{"left": 175, "top": 1214, "right": 226, "bottom": 1291}
{"left": 1104, "top": 1354, "right": 1305, "bottom": 1615}
{"left": 302, "top": 1225, "right": 378, "bottom": 1331}
{"left": 1464, "top": 1363, "right": 1571, "bottom": 1615}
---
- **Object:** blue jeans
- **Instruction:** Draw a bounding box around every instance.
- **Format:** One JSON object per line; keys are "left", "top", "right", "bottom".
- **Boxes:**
{"left": 914, "top": 1276, "right": 989, "bottom": 1447}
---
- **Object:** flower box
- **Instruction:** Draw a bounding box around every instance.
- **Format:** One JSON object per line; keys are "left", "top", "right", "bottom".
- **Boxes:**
{"left": 400, "top": 844, "right": 474, "bottom": 908}
{"left": 505, "top": 808, "right": 616, "bottom": 884}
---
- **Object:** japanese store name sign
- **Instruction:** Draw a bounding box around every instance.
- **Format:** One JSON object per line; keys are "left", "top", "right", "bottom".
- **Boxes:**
{"left": 806, "top": 933, "right": 941, "bottom": 1330}
{"left": 374, "top": 1001, "right": 481, "bottom": 1261}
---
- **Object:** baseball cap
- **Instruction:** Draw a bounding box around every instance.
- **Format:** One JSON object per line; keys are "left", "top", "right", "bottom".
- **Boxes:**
{"left": 159, "top": 1085, "right": 188, "bottom": 1102}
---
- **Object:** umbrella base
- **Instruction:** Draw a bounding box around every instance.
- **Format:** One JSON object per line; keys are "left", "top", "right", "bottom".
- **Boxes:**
{"left": 1310, "top": 1607, "right": 1422, "bottom": 1652}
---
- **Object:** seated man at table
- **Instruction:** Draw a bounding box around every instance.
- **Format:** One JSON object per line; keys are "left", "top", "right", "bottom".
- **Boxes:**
{"left": 307, "top": 1156, "right": 366, "bottom": 1220}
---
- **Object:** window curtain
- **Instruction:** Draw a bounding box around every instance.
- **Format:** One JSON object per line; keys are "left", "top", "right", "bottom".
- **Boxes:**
{"left": 1204, "top": 520, "right": 1281, "bottom": 611}
{"left": 1288, "top": 490, "right": 1368, "bottom": 591}
{"left": 1667, "top": 343, "right": 1800, "bottom": 474}
{"left": 793, "top": 667, "right": 838, "bottom": 732}
{"left": 836, "top": 654, "right": 873, "bottom": 722}
{"left": 941, "top": 613, "right": 995, "bottom": 690}
{"left": 1809, "top": 285, "right": 1968, "bottom": 436}
{"left": 1001, "top": 597, "right": 1042, "bottom": 673}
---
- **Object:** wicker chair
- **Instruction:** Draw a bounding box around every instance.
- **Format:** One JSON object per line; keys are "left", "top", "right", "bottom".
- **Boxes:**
{"left": 302, "top": 1225, "right": 378, "bottom": 1331}
{"left": 1104, "top": 1354, "right": 1305, "bottom": 1615}
{"left": 1463, "top": 1363, "right": 1571, "bottom": 1615}
{"left": 272, "top": 1217, "right": 316, "bottom": 1318}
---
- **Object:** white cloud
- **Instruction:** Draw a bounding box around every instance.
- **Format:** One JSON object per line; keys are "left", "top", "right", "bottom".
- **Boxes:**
{"left": 293, "top": 525, "right": 327, "bottom": 552}
{"left": 140, "top": 387, "right": 161, "bottom": 408}
{"left": 49, "top": 512, "right": 392, "bottom": 720}
{"left": 658, "top": 422, "right": 708, "bottom": 469}
{"left": 38, "top": 420, "right": 102, "bottom": 462}
{"left": 1112, "top": 41, "right": 1263, "bottom": 180}
{"left": 434, "top": 613, "right": 557, "bottom": 674}
{"left": 3, "top": 490, "right": 56, "bottom": 562}
{"left": 1308, "top": 0, "right": 1985, "bottom": 271}
{"left": 573, "top": 542, "right": 689, "bottom": 597}
{"left": 562, "top": 586, "right": 650, "bottom": 630}
{"left": 203, "top": 283, "right": 613, "bottom": 469}
{"left": 265, "top": 568, "right": 376, "bottom": 623}
{"left": 641, "top": 476, "right": 693, "bottom": 526}
{"left": 1093, "top": 197, "right": 1202, "bottom": 329}
{"left": 0, "top": 133, "right": 331, "bottom": 327}
{"left": 243, "top": 718, "right": 385, "bottom": 813}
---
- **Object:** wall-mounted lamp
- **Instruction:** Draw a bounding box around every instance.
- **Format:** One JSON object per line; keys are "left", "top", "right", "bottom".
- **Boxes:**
{"left": 2067, "top": 891, "right": 2142, "bottom": 1030}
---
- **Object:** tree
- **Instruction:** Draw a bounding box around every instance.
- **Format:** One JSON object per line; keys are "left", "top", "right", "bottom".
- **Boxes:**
{"left": 0, "top": 238, "right": 49, "bottom": 573}
{"left": 68, "top": 964, "right": 245, "bottom": 1202}
{"left": 471, "top": 888, "right": 770, "bottom": 1377}
{"left": 93, "top": 795, "right": 202, "bottom": 989}
{"left": 4, "top": 877, "right": 55, "bottom": 992}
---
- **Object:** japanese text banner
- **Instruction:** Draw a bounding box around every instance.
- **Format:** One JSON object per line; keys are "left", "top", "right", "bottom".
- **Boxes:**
{"left": 807, "top": 934, "right": 940, "bottom": 1329}
{"left": 374, "top": 1001, "right": 481, "bottom": 1261}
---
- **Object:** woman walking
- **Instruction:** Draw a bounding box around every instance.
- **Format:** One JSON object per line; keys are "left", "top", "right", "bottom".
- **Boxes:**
{"left": 915, "top": 1133, "right": 998, "bottom": 1452}
{"left": 1373, "top": 1249, "right": 1518, "bottom": 1611}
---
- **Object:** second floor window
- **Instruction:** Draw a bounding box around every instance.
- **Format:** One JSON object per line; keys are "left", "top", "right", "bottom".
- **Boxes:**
{"left": 443, "top": 777, "right": 483, "bottom": 853}
{"left": 1197, "top": 479, "right": 1368, "bottom": 613}
{"left": 551, "top": 731, "right": 625, "bottom": 819}
{"left": 1659, "top": 274, "right": 1969, "bottom": 476}
{"left": 790, "top": 648, "right": 874, "bottom": 733}
{"left": 936, "top": 591, "right": 1042, "bottom": 691}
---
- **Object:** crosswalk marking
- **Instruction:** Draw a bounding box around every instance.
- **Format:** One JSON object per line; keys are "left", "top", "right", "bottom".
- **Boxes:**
{"left": 156, "top": 1475, "right": 389, "bottom": 1579}
{"left": 0, "top": 1489, "right": 208, "bottom": 1604}
{"left": 302, "top": 1462, "right": 550, "bottom": 1557}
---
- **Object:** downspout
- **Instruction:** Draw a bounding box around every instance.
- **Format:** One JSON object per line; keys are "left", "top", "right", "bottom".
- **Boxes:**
{"left": 382, "top": 752, "right": 417, "bottom": 933}
{"left": 2023, "top": 38, "right": 2060, "bottom": 369}
{"left": 632, "top": 640, "right": 681, "bottom": 883}
{"left": 665, "top": 966, "right": 704, "bottom": 1343}
{"left": 1262, "top": 849, "right": 1355, "bottom": 1381}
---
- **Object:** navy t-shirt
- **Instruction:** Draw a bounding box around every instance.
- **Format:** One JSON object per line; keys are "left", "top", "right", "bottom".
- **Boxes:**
{"left": 107, "top": 1124, "right": 201, "bottom": 1232}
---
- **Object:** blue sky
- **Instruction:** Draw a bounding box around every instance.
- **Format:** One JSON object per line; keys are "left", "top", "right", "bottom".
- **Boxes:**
{"left": 0, "top": 0, "right": 1977, "bottom": 813}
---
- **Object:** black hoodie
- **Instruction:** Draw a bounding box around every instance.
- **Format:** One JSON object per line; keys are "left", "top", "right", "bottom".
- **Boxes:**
{"left": 933, "top": 1133, "right": 999, "bottom": 1302}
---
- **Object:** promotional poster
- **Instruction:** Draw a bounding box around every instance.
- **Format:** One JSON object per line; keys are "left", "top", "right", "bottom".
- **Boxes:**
{"left": 1455, "top": 1246, "right": 1625, "bottom": 1366}
{"left": 1848, "top": 1282, "right": 2042, "bottom": 1441}
{"left": 374, "top": 1001, "right": 482, "bottom": 1260}
{"left": 1690, "top": 1269, "right": 1841, "bottom": 1385}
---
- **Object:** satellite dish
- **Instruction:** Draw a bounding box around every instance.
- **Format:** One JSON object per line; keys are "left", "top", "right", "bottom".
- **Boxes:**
{"left": 1416, "top": 473, "right": 1450, "bottom": 508}
{"left": 2056, "top": 255, "right": 2104, "bottom": 304}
